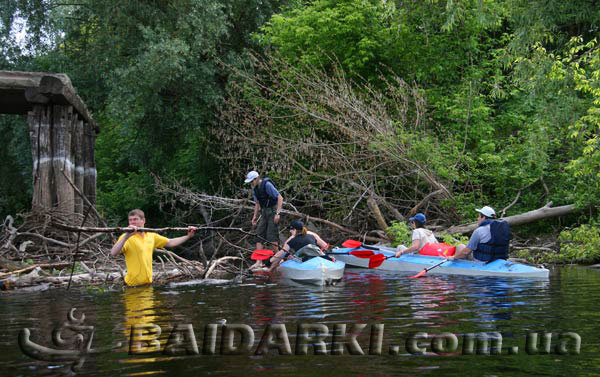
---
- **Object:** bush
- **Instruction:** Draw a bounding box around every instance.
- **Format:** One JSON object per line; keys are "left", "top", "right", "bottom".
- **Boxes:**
{"left": 557, "top": 223, "right": 600, "bottom": 264}
{"left": 385, "top": 221, "right": 412, "bottom": 247}
{"left": 438, "top": 232, "right": 469, "bottom": 247}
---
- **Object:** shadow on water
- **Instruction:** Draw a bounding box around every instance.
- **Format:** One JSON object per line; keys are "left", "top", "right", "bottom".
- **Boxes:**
{"left": 0, "top": 265, "right": 598, "bottom": 376}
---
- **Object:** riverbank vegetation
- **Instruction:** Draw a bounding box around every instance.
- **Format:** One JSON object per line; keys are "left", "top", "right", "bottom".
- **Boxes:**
{"left": 1, "top": 0, "right": 600, "bottom": 269}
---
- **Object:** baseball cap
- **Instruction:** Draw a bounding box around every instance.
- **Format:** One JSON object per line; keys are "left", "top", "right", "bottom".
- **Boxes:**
{"left": 289, "top": 220, "right": 304, "bottom": 230}
{"left": 408, "top": 213, "right": 426, "bottom": 224}
{"left": 476, "top": 206, "right": 496, "bottom": 218}
{"left": 244, "top": 170, "right": 259, "bottom": 183}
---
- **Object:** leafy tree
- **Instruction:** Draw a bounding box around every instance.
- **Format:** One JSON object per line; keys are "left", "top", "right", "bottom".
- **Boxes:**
{"left": 0, "top": 0, "right": 288, "bottom": 223}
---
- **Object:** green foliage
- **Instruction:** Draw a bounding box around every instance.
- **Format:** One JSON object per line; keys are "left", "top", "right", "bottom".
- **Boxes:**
{"left": 0, "top": 0, "right": 289, "bottom": 223}
{"left": 563, "top": 38, "right": 600, "bottom": 207}
{"left": 385, "top": 221, "right": 412, "bottom": 247}
{"left": 511, "top": 248, "right": 560, "bottom": 265}
{"left": 438, "top": 232, "right": 470, "bottom": 247}
{"left": 96, "top": 171, "right": 156, "bottom": 222}
{"left": 0, "top": 115, "right": 32, "bottom": 216}
{"left": 558, "top": 223, "right": 600, "bottom": 264}
{"left": 258, "top": 0, "right": 402, "bottom": 81}
{"left": 3, "top": 0, "right": 600, "bottom": 243}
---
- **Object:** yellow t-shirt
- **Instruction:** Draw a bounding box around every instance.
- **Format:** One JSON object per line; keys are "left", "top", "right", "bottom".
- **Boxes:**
{"left": 117, "top": 232, "right": 168, "bottom": 286}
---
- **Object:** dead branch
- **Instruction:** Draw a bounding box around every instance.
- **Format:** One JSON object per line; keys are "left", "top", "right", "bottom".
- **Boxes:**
{"left": 205, "top": 256, "right": 242, "bottom": 279}
{"left": 444, "top": 203, "right": 578, "bottom": 235}
{"left": 155, "top": 179, "right": 386, "bottom": 243}
{"left": 0, "top": 262, "right": 71, "bottom": 278}
{"left": 216, "top": 51, "right": 455, "bottom": 235}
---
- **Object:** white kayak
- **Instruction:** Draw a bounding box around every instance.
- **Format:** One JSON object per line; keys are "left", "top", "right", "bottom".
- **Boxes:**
{"left": 331, "top": 246, "right": 549, "bottom": 279}
{"left": 276, "top": 256, "right": 345, "bottom": 285}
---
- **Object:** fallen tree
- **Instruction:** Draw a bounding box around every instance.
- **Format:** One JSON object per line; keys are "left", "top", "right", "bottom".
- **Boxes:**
{"left": 0, "top": 210, "right": 249, "bottom": 291}
{"left": 155, "top": 178, "right": 388, "bottom": 244}
{"left": 444, "top": 203, "right": 578, "bottom": 235}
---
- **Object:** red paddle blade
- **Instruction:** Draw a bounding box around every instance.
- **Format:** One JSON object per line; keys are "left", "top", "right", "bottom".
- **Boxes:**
{"left": 409, "top": 269, "right": 427, "bottom": 278}
{"left": 342, "top": 240, "right": 362, "bottom": 248}
{"left": 254, "top": 249, "right": 274, "bottom": 256}
{"left": 350, "top": 250, "right": 375, "bottom": 258}
{"left": 368, "top": 254, "right": 386, "bottom": 268}
{"left": 251, "top": 249, "right": 274, "bottom": 260}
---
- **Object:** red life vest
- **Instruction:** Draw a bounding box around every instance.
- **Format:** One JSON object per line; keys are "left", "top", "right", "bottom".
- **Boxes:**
{"left": 419, "top": 242, "right": 456, "bottom": 257}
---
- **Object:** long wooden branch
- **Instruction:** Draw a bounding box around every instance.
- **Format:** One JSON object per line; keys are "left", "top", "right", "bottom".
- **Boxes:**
{"left": 52, "top": 223, "right": 249, "bottom": 233}
{"left": 0, "top": 262, "right": 71, "bottom": 278}
{"left": 444, "top": 203, "right": 578, "bottom": 235}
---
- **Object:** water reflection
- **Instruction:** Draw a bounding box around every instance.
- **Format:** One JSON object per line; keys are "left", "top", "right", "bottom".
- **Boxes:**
{"left": 343, "top": 270, "right": 387, "bottom": 321}
{"left": 120, "top": 285, "right": 175, "bottom": 372}
{"left": 5, "top": 266, "right": 600, "bottom": 377}
{"left": 122, "top": 286, "right": 159, "bottom": 335}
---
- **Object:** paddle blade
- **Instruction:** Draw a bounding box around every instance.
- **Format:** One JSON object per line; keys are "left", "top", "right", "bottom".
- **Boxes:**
{"left": 251, "top": 249, "right": 274, "bottom": 260}
{"left": 409, "top": 269, "right": 427, "bottom": 278}
{"left": 350, "top": 250, "right": 375, "bottom": 258}
{"left": 342, "top": 240, "right": 362, "bottom": 248}
{"left": 368, "top": 254, "right": 386, "bottom": 268}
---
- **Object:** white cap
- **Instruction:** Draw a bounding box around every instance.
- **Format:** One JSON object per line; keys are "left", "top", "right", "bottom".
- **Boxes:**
{"left": 476, "top": 206, "right": 496, "bottom": 218}
{"left": 244, "top": 170, "right": 259, "bottom": 183}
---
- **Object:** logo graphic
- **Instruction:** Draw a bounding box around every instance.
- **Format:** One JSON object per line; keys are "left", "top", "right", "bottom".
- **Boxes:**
{"left": 18, "top": 308, "right": 96, "bottom": 372}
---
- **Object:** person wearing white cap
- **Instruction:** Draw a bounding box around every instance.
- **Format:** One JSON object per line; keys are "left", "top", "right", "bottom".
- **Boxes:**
{"left": 244, "top": 170, "right": 283, "bottom": 269}
{"left": 449, "top": 205, "right": 511, "bottom": 262}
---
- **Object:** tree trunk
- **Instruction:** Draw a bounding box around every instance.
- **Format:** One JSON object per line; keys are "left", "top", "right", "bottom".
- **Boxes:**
{"left": 444, "top": 203, "right": 577, "bottom": 235}
{"left": 367, "top": 196, "right": 388, "bottom": 231}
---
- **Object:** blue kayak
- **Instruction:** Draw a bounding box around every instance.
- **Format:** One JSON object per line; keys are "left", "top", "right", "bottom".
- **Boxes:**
{"left": 277, "top": 256, "right": 345, "bottom": 285}
{"left": 331, "top": 247, "right": 549, "bottom": 278}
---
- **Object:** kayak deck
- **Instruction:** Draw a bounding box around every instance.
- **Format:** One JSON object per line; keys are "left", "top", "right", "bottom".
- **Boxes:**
{"left": 331, "top": 247, "right": 549, "bottom": 278}
{"left": 277, "top": 257, "right": 345, "bottom": 285}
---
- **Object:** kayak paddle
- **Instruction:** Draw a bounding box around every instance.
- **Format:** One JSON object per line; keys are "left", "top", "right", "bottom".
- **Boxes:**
{"left": 332, "top": 249, "right": 376, "bottom": 258}
{"left": 250, "top": 249, "right": 274, "bottom": 260}
{"left": 341, "top": 240, "right": 384, "bottom": 251}
{"left": 341, "top": 239, "right": 363, "bottom": 248}
{"left": 367, "top": 254, "right": 393, "bottom": 268}
{"left": 409, "top": 259, "right": 448, "bottom": 278}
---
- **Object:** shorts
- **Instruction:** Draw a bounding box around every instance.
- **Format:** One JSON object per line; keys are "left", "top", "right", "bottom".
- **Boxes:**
{"left": 257, "top": 206, "right": 279, "bottom": 244}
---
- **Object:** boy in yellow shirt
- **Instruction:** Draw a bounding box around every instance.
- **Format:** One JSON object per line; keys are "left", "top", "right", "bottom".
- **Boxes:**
{"left": 110, "top": 209, "right": 197, "bottom": 286}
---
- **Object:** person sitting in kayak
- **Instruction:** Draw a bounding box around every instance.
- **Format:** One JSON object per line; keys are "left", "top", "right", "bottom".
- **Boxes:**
{"left": 448, "top": 206, "right": 511, "bottom": 262}
{"left": 394, "top": 213, "right": 438, "bottom": 257}
{"left": 268, "top": 220, "right": 331, "bottom": 271}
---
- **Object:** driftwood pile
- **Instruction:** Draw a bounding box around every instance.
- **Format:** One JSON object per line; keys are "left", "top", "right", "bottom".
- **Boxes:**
{"left": 0, "top": 186, "right": 576, "bottom": 292}
{"left": 0, "top": 210, "right": 248, "bottom": 292}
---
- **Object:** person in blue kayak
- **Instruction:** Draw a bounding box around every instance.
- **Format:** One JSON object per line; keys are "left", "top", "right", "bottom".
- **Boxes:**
{"left": 448, "top": 206, "right": 511, "bottom": 262}
{"left": 268, "top": 219, "right": 331, "bottom": 271}
{"left": 245, "top": 170, "right": 284, "bottom": 270}
{"left": 394, "top": 213, "right": 438, "bottom": 257}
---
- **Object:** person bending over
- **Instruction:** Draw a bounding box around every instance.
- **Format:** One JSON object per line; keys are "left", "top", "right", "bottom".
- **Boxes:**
{"left": 268, "top": 220, "right": 330, "bottom": 271}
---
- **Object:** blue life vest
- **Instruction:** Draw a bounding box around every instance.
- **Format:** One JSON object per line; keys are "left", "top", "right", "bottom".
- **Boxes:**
{"left": 254, "top": 178, "right": 277, "bottom": 208}
{"left": 474, "top": 219, "right": 511, "bottom": 262}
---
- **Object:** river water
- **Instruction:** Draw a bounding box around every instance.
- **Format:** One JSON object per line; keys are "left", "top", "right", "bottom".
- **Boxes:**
{"left": 1, "top": 266, "right": 598, "bottom": 376}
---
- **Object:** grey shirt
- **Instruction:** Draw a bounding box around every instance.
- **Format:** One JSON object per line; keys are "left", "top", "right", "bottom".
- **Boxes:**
{"left": 467, "top": 224, "right": 492, "bottom": 251}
